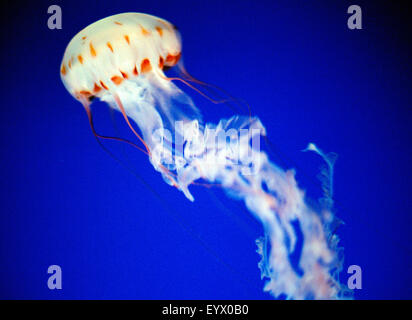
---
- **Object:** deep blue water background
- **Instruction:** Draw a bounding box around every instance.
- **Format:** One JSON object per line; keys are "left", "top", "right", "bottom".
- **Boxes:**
{"left": 0, "top": 0, "right": 411, "bottom": 299}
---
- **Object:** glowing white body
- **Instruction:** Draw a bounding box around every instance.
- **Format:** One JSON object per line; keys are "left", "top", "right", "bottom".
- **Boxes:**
{"left": 60, "top": 12, "right": 350, "bottom": 300}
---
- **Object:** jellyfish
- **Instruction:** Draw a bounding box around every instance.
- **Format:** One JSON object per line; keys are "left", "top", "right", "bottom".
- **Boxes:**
{"left": 60, "top": 13, "right": 350, "bottom": 299}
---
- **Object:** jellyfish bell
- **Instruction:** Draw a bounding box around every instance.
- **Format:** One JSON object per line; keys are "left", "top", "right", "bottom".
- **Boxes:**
{"left": 60, "top": 12, "right": 182, "bottom": 101}
{"left": 60, "top": 12, "right": 198, "bottom": 157}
